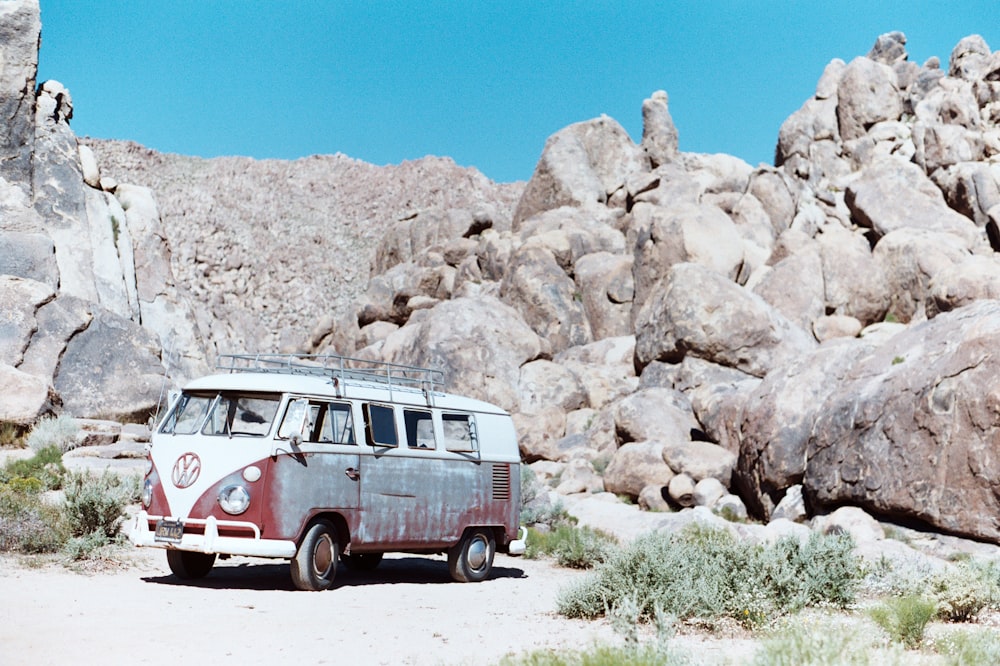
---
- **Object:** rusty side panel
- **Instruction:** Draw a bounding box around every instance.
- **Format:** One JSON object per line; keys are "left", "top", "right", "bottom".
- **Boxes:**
{"left": 262, "top": 448, "right": 361, "bottom": 541}
{"left": 355, "top": 452, "right": 513, "bottom": 549}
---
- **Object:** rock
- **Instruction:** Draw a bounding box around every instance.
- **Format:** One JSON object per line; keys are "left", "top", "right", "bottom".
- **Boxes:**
{"left": 640, "top": 90, "right": 679, "bottom": 168}
{"left": 54, "top": 307, "right": 165, "bottom": 421}
{"left": 771, "top": 485, "right": 807, "bottom": 523}
{"left": 812, "top": 506, "right": 885, "bottom": 545}
{"left": 927, "top": 255, "right": 1000, "bottom": 316}
{"left": 119, "top": 423, "right": 152, "bottom": 443}
{"left": 634, "top": 262, "right": 816, "bottom": 377}
{"left": 693, "top": 477, "right": 727, "bottom": 508}
{"left": 818, "top": 224, "right": 890, "bottom": 325}
{"left": 873, "top": 229, "right": 970, "bottom": 323}
{"left": 667, "top": 473, "right": 696, "bottom": 507}
{"left": 17, "top": 295, "right": 93, "bottom": 380}
{"left": 713, "top": 494, "right": 748, "bottom": 522}
{"left": 836, "top": 56, "right": 903, "bottom": 141}
{"left": 912, "top": 122, "right": 985, "bottom": 172}
{"left": 760, "top": 518, "right": 812, "bottom": 544}
{"left": 78, "top": 144, "right": 101, "bottom": 188}
{"left": 932, "top": 162, "right": 1000, "bottom": 227}
{"left": 516, "top": 207, "right": 627, "bottom": 268}
{"left": 846, "top": 157, "right": 979, "bottom": 242}
{"left": 629, "top": 202, "right": 746, "bottom": 314}
{"left": 753, "top": 247, "right": 825, "bottom": 331}
{"left": 554, "top": 458, "right": 604, "bottom": 495}
{"left": 813, "top": 314, "right": 863, "bottom": 341}
{"left": 380, "top": 296, "right": 543, "bottom": 414}
{"left": 499, "top": 245, "right": 592, "bottom": 354}
{"left": 737, "top": 337, "right": 875, "bottom": 519}
{"left": 748, "top": 168, "right": 796, "bottom": 235}
{"left": 613, "top": 387, "right": 698, "bottom": 446}
{"left": 603, "top": 441, "right": 675, "bottom": 498}
{"left": 513, "top": 115, "right": 648, "bottom": 227}
{"left": 777, "top": 97, "right": 840, "bottom": 167}
{"left": 517, "top": 359, "right": 588, "bottom": 414}
{"left": 558, "top": 359, "right": 638, "bottom": 411}
{"left": 949, "top": 35, "right": 992, "bottom": 81}
{"left": 0, "top": 275, "right": 55, "bottom": 366}
{"left": 573, "top": 252, "right": 633, "bottom": 340}
{"left": 867, "top": 31, "right": 908, "bottom": 66}
{"left": 638, "top": 484, "right": 672, "bottom": 512}
{"left": 661, "top": 440, "right": 737, "bottom": 484}
{"left": 0, "top": 0, "right": 40, "bottom": 190}
{"left": 805, "top": 301, "right": 1000, "bottom": 543}
{"left": 0, "top": 363, "right": 58, "bottom": 425}
{"left": 0, "top": 231, "right": 57, "bottom": 287}
{"left": 512, "top": 407, "right": 566, "bottom": 463}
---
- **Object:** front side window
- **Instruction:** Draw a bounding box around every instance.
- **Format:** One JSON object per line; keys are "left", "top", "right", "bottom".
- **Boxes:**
{"left": 202, "top": 393, "right": 280, "bottom": 437}
{"left": 279, "top": 400, "right": 356, "bottom": 444}
{"left": 160, "top": 393, "right": 213, "bottom": 434}
{"left": 364, "top": 403, "right": 398, "bottom": 447}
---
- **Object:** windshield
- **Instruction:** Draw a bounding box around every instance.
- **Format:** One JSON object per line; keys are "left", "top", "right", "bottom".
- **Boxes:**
{"left": 160, "top": 392, "right": 281, "bottom": 437}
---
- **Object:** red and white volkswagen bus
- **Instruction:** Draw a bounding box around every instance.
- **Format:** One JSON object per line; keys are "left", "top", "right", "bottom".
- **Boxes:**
{"left": 131, "top": 354, "right": 525, "bottom": 591}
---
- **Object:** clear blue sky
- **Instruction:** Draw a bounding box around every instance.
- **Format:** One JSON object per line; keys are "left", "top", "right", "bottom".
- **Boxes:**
{"left": 37, "top": 1, "right": 1000, "bottom": 183}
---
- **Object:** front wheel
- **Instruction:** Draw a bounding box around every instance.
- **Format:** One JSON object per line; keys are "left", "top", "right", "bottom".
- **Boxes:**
{"left": 290, "top": 520, "right": 339, "bottom": 591}
{"left": 448, "top": 527, "right": 495, "bottom": 583}
{"left": 166, "top": 550, "right": 216, "bottom": 579}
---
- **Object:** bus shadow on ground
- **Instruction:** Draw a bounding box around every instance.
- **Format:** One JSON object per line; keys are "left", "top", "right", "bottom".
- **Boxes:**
{"left": 141, "top": 556, "right": 527, "bottom": 591}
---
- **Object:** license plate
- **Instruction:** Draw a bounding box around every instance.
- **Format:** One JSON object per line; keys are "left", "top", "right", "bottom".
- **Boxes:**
{"left": 154, "top": 519, "right": 184, "bottom": 543}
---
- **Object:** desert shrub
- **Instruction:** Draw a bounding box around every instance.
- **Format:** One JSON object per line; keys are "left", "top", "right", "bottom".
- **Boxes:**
{"left": 526, "top": 523, "right": 616, "bottom": 569}
{"left": 0, "top": 479, "right": 66, "bottom": 553}
{"left": 27, "top": 415, "right": 80, "bottom": 453}
{"left": 62, "top": 470, "right": 140, "bottom": 540}
{"left": 752, "top": 615, "right": 908, "bottom": 666}
{"left": 928, "top": 562, "right": 999, "bottom": 622}
{"left": 860, "top": 553, "right": 941, "bottom": 598}
{"left": 0, "top": 421, "right": 27, "bottom": 448}
{"left": 931, "top": 627, "right": 1000, "bottom": 665}
{"left": 557, "top": 525, "right": 860, "bottom": 629}
{"left": 498, "top": 641, "right": 690, "bottom": 666}
{"left": 869, "top": 594, "right": 937, "bottom": 648}
{"left": 0, "top": 445, "right": 66, "bottom": 490}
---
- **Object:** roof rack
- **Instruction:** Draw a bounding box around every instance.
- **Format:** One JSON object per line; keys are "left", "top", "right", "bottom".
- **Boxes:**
{"left": 216, "top": 353, "right": 445, "bottom": 398}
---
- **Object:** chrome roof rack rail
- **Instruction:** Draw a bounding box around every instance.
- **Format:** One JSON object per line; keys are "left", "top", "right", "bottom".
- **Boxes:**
{"left": 215, "top": 353, "right": 445, "bottom": 400}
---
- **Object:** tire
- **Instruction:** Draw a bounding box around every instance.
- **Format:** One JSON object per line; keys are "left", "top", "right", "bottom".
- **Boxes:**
{"left": 166, "top": 550, "right": 216, "bottom": 579}
{"left": 340, "top": 552, "right": 384, "bottom": 572}
{"left": 448, "top": 527, "right": 495, "bottom": 583}
{"left": 290, "top": 520, "right": 339, "bottom": 591}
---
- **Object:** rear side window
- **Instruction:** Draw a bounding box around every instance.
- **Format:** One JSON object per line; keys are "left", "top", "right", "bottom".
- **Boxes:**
{"left": 403, "top": 410, "right": 435, "bottom": 449}
{"left": 364, "top": 403, "right": 398, "bottom": 447}
{"left": 443, "top": 413, "right": 477, "bottom": 453}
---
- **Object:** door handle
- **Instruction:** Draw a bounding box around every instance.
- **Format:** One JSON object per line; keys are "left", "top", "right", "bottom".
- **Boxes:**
{"left": 345, "top": 467, "right": 360, "bottom": 481}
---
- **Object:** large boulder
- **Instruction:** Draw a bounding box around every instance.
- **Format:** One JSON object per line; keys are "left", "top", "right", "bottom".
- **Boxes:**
{"left": 517, "top": 359, "right": 588, "bottom": 414}
{"left": 873, "top": 229, "right": 971, "bottom": 323}
{"left": 641, "top": 90, "right": 679, "bottom": 168}
{"left": 0, "top": 0, "right": 39, "bottom": 190}
{"left": 513, "top": 116, "right": 648, "bottom": 227}
{"left": 0, "top": 231, "right": 57, "bottom": 287}
{"left": 836, "top": 56, "right": 903, "bottom": 141}
{"left": 573, "top": 251, "right": 633, "bottom": 340}
{"left": 613, "top": 387, "right": 698, "bottom": 446}
{"left": 0, "top": 275, "right": 54, "bottom": 366}
{"left": 634, "top": 262, "right": 816, "bottom": 377}
{"left": 603, "top": 440, "right": 675, "bottom": 498}
{"left": 379, "top": 296, "right": 543, "bottom": 413}
{"left": 805, "top": 300, "right": 1000, "bottom": 543}
{"left": 499, "top": 245, "right": 592, "bottom": 354}
{"left": 0, "top": 363, "right": 57, "bottom": 425}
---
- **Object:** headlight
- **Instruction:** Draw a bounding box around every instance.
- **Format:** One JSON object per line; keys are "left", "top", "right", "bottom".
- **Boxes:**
{"left": 218, "top": 484, "right": 251, "bottom": 515}
{"left": 141, "top": 479, "right": 153, "bottom": 508}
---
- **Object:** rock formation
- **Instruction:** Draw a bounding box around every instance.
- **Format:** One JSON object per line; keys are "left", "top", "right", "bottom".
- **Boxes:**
{"left": 6, "top": 0, "right": 1000, "bottom": 545}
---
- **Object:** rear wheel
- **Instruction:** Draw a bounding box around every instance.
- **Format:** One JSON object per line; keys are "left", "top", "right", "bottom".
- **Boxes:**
{"left": 448, "top": 527, "right": 495, "bottom": 583}
{"left": 341, "top": 552, "right": 384, "bottom": 571}
{"left": 291, "top": 520, "right": 339, "bottom": 591}
{"left": 166, "top": 550, "right": 216, "bottom": 579}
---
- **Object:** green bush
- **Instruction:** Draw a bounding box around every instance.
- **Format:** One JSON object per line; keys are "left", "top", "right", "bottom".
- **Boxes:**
{"left": 752, "top": 615, "right": 908, "bottom": 666}
{"left": 62, "top": 470, "right": 140, "bottom": 539}
{"left": 929, "top": 562, "right": 999, "bottom": 622}
{"left": 932, "top": 627, "right": 1000, "bottom": 665}
{"left": 526, "top": 523, "right": 616, "bottom": 569}
{"left": 0, "top": 421, "right": 27, "bottom": 448}
{"left": 0, "top": 480, "right": 66, "bottom": 553}
{"left": 0, "top": 445, "right": 66, "bottom": 490}
{"left": 27, "top": 415, "right": 80, "bottom": 453}
{"left": 498, "top": 641, "right": 690, "bottom": 666}
{"left": 869, "top": 594, "right": 937, "bottom": 649}
{"left": 557, "top": 525, "right": 860, "bottom": 629}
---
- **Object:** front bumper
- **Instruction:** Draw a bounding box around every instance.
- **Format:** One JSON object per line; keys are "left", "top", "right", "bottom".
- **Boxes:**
{"left": 130, "top": 511, "right": 297, "bottom": 558}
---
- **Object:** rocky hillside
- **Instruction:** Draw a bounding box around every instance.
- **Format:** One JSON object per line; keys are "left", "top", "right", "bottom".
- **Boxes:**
{"left": 5, "top": 0, "right": 1000, "bottom": 546}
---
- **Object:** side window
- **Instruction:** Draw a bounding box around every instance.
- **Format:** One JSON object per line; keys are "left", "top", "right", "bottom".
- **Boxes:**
{"left": 403, "top": 410, "right": 435, "bottom": 449}
{"left": 161, "top": 393, "right": 213, "bottom": 434}
{"left": 204, "top": 394, "right": 279, "bottom": 437}
{"left": 364, "top": 403, "right": 398, "bottom": 447}
{"left": 325, "top": 402, "right": 356, "bottom": 444}
{"left": 443, "top": 413, "right": 477, "bottom": 453}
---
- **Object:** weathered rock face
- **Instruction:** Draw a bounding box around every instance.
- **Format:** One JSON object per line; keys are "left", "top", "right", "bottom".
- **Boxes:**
{"left": 805, "top": 301, "right": 1000, "bottom": 542}
{"left": 0, "top": 0, "right": 39, "bottom": 190}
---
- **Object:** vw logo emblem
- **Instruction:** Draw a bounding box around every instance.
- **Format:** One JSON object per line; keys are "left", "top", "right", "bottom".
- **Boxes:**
{"left": 172, "top": 452, "right": 202, "bottom": 488}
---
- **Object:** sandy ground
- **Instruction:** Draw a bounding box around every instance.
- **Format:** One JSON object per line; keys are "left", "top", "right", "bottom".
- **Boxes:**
{"left": 0, "top": 547, "right": 627, "bottom": 666}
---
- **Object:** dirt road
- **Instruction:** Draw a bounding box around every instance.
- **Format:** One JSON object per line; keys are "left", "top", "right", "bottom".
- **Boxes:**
{"left": 0, "top": 548, "right": 621, "bottom": 666}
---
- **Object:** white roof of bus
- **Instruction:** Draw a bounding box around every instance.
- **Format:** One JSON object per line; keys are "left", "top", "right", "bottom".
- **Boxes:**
{"left": 184, "top": 372, "right": 509, "bottom": 415}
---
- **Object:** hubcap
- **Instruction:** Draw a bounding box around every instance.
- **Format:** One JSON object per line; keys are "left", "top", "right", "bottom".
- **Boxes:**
{"left": 313, "top": 534, "right": 334, "bottom": 577}
{"left": 467, "top": 536, "right": 488, "bottom": 571}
